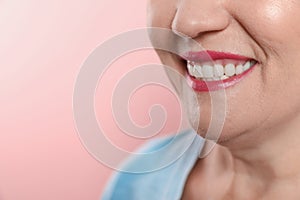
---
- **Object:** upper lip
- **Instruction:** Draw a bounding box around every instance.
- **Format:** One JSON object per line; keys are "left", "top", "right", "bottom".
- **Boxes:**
{"left": 182, "top": 50, "right": 255, "bottom": 62}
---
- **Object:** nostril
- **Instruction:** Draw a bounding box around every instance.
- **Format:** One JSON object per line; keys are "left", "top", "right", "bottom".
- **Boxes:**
{"left": 172, "top": 27, "right": 192, "bottom": 39}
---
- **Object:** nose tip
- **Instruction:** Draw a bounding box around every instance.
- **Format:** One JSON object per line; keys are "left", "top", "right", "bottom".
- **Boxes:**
{"left": 172, "top": 0, "right": 230, "bottom": 39}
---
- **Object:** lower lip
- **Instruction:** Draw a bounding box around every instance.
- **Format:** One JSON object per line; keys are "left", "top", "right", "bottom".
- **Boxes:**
{"left": 185, "top": 63, "right": 257, "bottom": 92}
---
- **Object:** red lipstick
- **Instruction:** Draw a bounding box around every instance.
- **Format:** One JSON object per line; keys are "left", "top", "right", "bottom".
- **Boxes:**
{"left": 183, "top": 50, "right": 250, "bottom": 62}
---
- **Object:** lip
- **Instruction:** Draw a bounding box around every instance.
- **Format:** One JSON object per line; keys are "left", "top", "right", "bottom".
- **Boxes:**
{"left": 183, "top": 51, "right": 257, "bottom": 92}
{"left": 183, "top": 50, "right": 252, "bottom": 62}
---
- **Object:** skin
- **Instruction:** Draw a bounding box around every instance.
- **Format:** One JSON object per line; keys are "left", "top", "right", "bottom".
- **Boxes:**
{"left": 147, "top": 0, "right": 300, "bottom": 199}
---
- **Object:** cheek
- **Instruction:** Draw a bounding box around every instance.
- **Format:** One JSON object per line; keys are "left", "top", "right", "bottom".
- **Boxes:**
{"left": 260, "top": 2, "right": 300, "bottom": 48}
{"left": 231, "top": 0, "right": 300, "bottom": 121}
{"left": 258, "top": 2, "right": 300, "bottom": 118}
{"left": 276, "top": 60, "right": 300, "bottom": 119}
{"left": 233, "top": 0, "right": 300, "bottom": 51}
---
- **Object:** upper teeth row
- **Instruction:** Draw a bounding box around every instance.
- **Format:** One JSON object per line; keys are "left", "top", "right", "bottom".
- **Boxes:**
{"left": 187, "top": 60, "right": 256, "bottom": 80}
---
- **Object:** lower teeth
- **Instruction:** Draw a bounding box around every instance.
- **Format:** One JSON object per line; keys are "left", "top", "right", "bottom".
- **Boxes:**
{"left": 200, "top": 75, "right": 229, "bottom": 81}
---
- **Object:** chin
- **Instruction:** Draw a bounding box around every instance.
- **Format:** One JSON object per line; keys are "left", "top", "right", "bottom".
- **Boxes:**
{"left": 195, "top": 118, "right": 250, "bottom": 146}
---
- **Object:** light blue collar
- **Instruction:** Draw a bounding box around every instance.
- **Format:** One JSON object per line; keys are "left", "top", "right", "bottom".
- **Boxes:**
{"left": 102, "top": 130, "right": 204, "bottom": 200}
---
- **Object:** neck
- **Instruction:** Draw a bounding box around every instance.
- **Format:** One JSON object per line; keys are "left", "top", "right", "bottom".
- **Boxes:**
{"left": 224, "top": 113, "right": 300, "bottom": 180}
{"left": 182, "top": 113, "right": 300, "bottom": 199}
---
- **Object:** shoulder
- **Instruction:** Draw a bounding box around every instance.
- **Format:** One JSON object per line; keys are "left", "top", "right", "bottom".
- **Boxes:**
{"left": 101, "top": 130, "right": 204, "bottom": 200}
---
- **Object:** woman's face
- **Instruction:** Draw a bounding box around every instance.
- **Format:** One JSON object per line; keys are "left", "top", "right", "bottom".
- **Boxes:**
{"left": 147, "top": 0, "right": 300, "bottom": 145}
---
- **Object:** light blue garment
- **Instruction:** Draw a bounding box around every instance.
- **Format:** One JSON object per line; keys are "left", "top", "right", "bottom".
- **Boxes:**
{"left": 102, "top": 130, "right": 204, "bottom": 200}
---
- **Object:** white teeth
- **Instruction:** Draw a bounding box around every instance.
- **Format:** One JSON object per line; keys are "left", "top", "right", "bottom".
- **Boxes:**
{"left": 187, "top": 62, "right": 194, "bottom": 75}
{"left": 225, "top": 63, "right": 235, "bottom": 77}
{"left": 236, "top": 64, "right": 244, "bottom": 75}
{"left": 202, "top": 65, "right": 214, "bottom": 78}
{"left": 243, "top": 61, "right": 251, "bottom": 71}
{"left": 187, "top": 60, "right": 256, "bottom": 81}
{"left": 194, "top": 65, "right": 203, "bottom": 78}
{"left": 221, "top": 75, "right": 229, "bottom": 80}
{"left": 202, "top": 78, "right": 213, "bottom": 81}
{"left": 214, "top": 64, "right": 224, "bottom": 77}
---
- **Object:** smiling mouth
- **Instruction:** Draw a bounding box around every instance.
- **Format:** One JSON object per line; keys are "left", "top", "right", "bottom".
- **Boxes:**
{"left": 182, "top": 51, "right": 258, "bottom": 92}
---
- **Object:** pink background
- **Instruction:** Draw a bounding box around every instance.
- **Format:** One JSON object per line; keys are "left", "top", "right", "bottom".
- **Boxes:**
{"left": 0, "top": 1, "right": 182, "bottom": 199}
